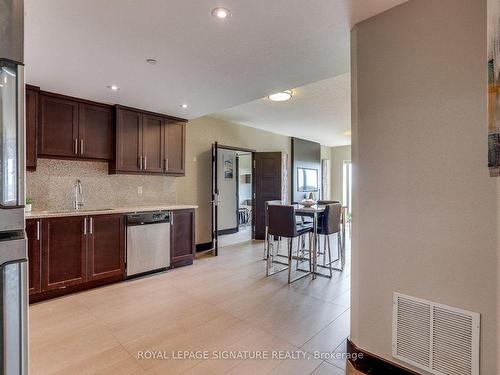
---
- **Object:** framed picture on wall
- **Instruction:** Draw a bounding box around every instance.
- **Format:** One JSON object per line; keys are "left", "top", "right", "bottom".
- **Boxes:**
{"left": 488, "top": 0, "right": 500, "bottom": 176}
{"left": 224, "top": 156, "right": 234, "bottom": 179}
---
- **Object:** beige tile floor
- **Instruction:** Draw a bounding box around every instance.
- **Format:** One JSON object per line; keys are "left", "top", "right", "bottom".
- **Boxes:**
{"left": 30, "top": 234, "right": 351, "bottom": 375}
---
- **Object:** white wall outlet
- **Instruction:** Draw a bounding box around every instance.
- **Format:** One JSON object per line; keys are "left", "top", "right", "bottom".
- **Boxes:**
{"left": 193, "top": 156, "right": 197, "bottom": 162}
{"left": 137, "top": 186, "right": 143, "bottom": 195}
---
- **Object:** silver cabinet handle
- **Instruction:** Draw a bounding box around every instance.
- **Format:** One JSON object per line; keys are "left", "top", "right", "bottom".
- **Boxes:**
{"left": 170, "top": 212, "right": 174, "bottom": 226}
{"left": 166, "top": 158, "right": 169, "bottom": 171}
{"left": 89, "top": 217, "right": 93, "bottom": 234}
{"left": 74, "top": 139, "right": 78, "bottom": 155}
{"left": 84, "top": 217, "right": 87, "bottom": 235}
{"left": 80, "top": 139, "right": 84, "bottom": 156}
{"left": 144, "top": 156, "right": 147, "bottom": 170}
{"left": 36, "top": 220, "right": 40, "bottom": 241}
{"left": 139, "top": 156, "right": 143, "bottom": 170}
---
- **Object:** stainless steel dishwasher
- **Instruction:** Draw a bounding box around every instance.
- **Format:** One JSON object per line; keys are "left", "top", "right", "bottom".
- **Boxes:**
{"left": 126, "top": 211, "right": 171, "bottom": 277}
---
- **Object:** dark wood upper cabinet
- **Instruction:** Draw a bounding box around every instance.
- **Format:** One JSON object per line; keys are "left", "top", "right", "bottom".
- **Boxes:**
{"left": 112, "top": 106, "right": 186, "bottom": 176}
{"left": 170, "top": 209, "right": 195, "bottom": 267}
{"left": 114, "top": 108, "right": 143, "bottom": 173}
{"left": 87, "top": 214, "right": 125, "bottom": 281}
{"left": 26, "top": 85, "right": 39, "bottom": 171}
{"left": 38, "top": 92, "right": 113, "bottom": 161}
{"left": 165, "top": 120, "right": 185, "bottom": 175}
{"left": 41, "top": 216, "right": 87, "bottom": 291}
{"left": 38, "top": 94, "right": 79, "bottom": 158}
{"left": 142, "top": 114, "right": 164, "bottom": 173}
{"left": 78, "top": 103, "right": 114, "bottom": 160}
{"left": 26, "top": 219, "right": 41, "bottom": 295}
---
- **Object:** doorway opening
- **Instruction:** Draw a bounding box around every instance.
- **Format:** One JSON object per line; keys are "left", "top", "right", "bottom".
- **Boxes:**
{"left": 211, "top": 143, "right": 256, "bottom": 253}
{"left": 218, "top": 150, "right": 253, "bottom": 248}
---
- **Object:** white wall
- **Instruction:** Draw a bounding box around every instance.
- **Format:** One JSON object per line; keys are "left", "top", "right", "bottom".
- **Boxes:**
{"left": 351, "top": 0, "right": 498, "bottom": 373}
{"left": 330, "top": 145, "right": 351, "bottom": 202}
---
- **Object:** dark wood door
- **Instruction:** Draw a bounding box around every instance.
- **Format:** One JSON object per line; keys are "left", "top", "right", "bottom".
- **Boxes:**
{"left": 170, "top": 209, "right": 195, "bottom": 267}
{"left": 142, "top": 114, "right": 164, "bottom": 173}
{"left": 79, "top": 103, "right": 113, "bottom": 160}
{"left": 26, "top": 219, "right": 41, "bottom": 295}
{"left": 254, "top": 152, "right": 283, "bottom": 239}
{"left": 26, "top": 85, "right": 39, "bottom": 170}
{"left": 165, "top": 121, "right": 185, "bottom": 175}
{"left": 41, "top": 216, "right": 87, "bottom": 291}
{"left": 87, "top": 214, "right": 125, "bottom": 281}
{"left": 38, "top": 94, "right": 79, "bottom": 157}
{"left": 115, "top": 108, "right": 143, "bottom": 172}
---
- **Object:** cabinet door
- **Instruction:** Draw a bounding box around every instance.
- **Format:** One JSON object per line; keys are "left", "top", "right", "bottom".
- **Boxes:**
{"left": 142, "top": 114, "right": 164, "bottom": 173}
{"left": 26, "top": 86, "right": 39, "bottom": 170}
{"left": 115, "top": 109, "right": 143, "bottom": 172}
{"left": 165, "top": 121, "right": 185, "bottom": 175}
{"left": 41, "top": 216, "right": 87, "bottom": 291}
{"left": 87, "top": 214, "right": 125, "bottom": 281}
{"left": 170, "top": 209, "right": 195, "bottom": 266}
{"left": 79, "top": 103, "right": 113, "bottom": 160}
{"left": 38, "top": 94, "right": 79, "bottom": 157}
{"left": 26, "top": 219, "right": 41, "bottom": 295}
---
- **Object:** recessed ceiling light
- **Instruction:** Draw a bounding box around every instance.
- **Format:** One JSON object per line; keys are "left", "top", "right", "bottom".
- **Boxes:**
{"left": 268, "top": 90, "right": 293, "bottom": 102}
{"left": 212, "top": 7, "right": 230, "bottom": 19}
{"left": 180, "top": 104, "right": 188, "bottom": 109}
{"left": 107, "top": 85, "right": 119, "bottom": 91}
{"left": 146, "top": 58, "right": 158, "bottom": 65}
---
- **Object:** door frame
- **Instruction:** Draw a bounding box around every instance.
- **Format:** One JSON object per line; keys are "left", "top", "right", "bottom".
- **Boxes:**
{"left": 211, "top": 143, "right": 256, "bottom": 255}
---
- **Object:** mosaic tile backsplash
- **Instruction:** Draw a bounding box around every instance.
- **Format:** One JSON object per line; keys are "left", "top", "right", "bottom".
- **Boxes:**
{"left": 27, "top": 159, "right": 178, "bottom": 211}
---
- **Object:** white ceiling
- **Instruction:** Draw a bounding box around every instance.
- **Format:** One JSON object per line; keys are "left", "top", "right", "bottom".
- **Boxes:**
{"left": 212, "top": 74, "right": 352, "bottom": 147}
{"left": 24, "top": 0, "right": 407, "bottom": 120}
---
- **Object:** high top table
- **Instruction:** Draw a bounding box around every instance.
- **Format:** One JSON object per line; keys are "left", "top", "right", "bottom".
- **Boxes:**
{"left": 294, "top": 204, "right": 346, "bottom": 279}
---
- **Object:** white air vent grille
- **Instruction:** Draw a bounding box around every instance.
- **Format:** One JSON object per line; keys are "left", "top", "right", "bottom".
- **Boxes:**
{"left": 392, "top": 293, "right": 480, "bottom": 375}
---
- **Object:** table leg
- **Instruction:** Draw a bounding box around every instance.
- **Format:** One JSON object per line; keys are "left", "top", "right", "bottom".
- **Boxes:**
{"left": 313, "top": 212, "right": 317, "bottom": 279}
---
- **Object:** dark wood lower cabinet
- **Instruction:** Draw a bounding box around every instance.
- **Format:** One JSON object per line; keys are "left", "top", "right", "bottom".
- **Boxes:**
{"left": 170, "top": 209, "right": 196, "bottom": 267}
{"left": 28, "top": 210, "right": 195, "bottom": 302}
{"left": 29, "top": 214, "right": 126, "bottom": 302}
{"left": 41, "top": 216, "right": 87, "bottom": 291}
{"left": 26, "top": 219, "right": 41, "bottom": 295}
{"left": 87, "top": 214, "right": 125, "bottom": 281}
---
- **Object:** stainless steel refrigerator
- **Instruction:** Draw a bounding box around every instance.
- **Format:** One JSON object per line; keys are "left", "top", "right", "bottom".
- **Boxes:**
{"left": 1, "top": 0, "right": 28, "bottom": 374}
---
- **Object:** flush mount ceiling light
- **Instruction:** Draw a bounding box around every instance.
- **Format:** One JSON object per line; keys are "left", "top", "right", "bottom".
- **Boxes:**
{"left": 180, "top": 104, "right": 188, "bottom": 109}
{"left": 211, "top": 7, "right": 231, "bottom": 19}
{"left": 268, "top": 90, "right": 293, "bottom": 102}
{"left": 107, "top": 85, "right": 119, "bottom": 91}
{"left": 146, "top": 58, "right": 158, "bottom": 65}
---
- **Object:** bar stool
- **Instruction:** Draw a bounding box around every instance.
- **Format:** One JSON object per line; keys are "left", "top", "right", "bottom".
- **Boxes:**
{"left": 266, "top": 205, "right": 313, "bottom": 283}
{"left": 264, "top": 200, "right": 283, "bottom": 260}
{"left": 316, "top": 203, "right": 343, "bottom": 276}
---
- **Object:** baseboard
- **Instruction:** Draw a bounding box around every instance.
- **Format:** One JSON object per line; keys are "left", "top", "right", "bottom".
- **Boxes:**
{"left": 196, "top": 241, "right": 213, "bottom": 252}
{"left": 347, "top": 339, "right": 422, "bottom": 375}
{"left": 217, "top": 227, "right": 238, "bottom": 235}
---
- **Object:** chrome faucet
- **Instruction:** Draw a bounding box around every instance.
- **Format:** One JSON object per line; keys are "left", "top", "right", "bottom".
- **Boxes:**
{"left": 74, "top": 179, "right": 84, "bottom": 210}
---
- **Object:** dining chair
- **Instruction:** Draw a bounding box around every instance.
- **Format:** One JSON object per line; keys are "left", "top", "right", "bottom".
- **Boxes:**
{"left": 303, "top": 200, "right": 340, "bottom": 258}
{"left": 316, "top": 203, "right": 343, "bottom": 276}
{"left": 264, "top": 200, "right": 283, "bottom": 259}
{"left": 266, "top": 205, "right": 313, "bottom": 283}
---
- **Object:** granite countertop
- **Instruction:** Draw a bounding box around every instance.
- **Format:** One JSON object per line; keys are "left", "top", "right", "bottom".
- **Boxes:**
{"left": 26, "top": 204, "right": 198, "bottom": 219}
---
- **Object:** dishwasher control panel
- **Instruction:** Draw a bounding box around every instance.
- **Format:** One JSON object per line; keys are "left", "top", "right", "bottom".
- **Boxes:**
{"left": 126, "top": 211, "right": 171, "bottom": 226}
